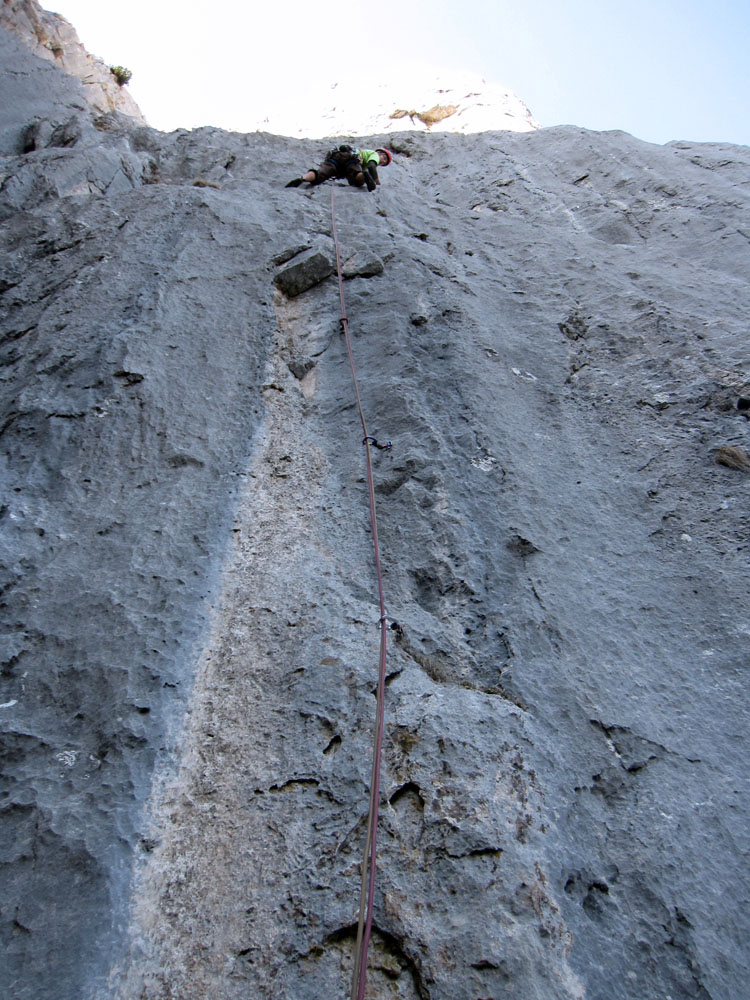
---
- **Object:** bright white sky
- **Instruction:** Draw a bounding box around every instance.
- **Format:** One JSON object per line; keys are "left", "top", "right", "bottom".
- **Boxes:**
{"left": 49, "top": 0, "right": 749, "bottom": 145}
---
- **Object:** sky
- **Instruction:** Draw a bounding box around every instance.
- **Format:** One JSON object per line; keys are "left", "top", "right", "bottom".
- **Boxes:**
{"left": 48, "top": 0, "right": 750, "bottom": 146}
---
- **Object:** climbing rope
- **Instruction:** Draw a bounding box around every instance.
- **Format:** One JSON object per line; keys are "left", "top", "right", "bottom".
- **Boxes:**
{"left": 330, "top": 185, "right": 389, "bottom": 1000}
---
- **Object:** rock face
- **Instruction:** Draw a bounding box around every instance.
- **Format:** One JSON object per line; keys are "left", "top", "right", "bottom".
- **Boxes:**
{"left": 0, "top": 0, "right": 146, "bottom": 124}
{"left": 2, "top": 12, "right": 750, "bottom": 1000}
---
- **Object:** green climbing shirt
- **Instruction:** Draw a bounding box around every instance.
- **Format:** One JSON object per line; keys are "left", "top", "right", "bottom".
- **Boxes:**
{"left": 356, "top": 149, "right": 380, "bottom": 167}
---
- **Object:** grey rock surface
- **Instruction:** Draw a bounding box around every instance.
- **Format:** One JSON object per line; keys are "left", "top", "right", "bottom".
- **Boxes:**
{"left": 0, "top": 25, "right": 88, "bottom": 156}
{"left": 0, "top": 0, "right": 145, "bottom": 125}
{"left": 274, "top": 247, "right": 335, "bottom": 297}
{"left": 2, "top": 13, "right": 750, "bottom": 1000}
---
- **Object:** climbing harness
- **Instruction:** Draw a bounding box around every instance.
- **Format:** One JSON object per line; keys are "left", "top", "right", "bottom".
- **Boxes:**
{"left": 330, "top": 186, "right": 390, "bottom": 1000}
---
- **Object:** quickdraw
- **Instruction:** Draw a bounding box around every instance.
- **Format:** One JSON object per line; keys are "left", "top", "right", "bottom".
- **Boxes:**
{"left": 363, "top": 436, "right": 392, "bottom": 451}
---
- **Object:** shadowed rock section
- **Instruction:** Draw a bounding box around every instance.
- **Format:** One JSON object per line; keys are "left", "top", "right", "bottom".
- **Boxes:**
{"left": 1, "top": 9, "right": 750, "bottom": 1000}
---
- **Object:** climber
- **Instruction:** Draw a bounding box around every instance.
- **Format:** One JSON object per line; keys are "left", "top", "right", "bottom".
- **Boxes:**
{"left": 357, "top": 147, "right": 392, "bottom": 190}
{"left": 286, "top": 145, "right": 392, "bottom": 191}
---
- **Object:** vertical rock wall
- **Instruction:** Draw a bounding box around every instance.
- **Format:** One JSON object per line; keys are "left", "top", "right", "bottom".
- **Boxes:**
{"left": 2, "top": 18, "right": 750, "bottom": 1000}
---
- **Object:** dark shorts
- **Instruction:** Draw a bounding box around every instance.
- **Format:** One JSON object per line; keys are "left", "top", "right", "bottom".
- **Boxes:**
{"left": 313, "top": 156, "right": 364, "bottom": 187}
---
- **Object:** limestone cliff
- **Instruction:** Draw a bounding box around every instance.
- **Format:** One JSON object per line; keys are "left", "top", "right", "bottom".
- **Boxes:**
{"left": 1, "top": 10, "right": 750, "bottom": 1000}
{"left": 0, "top": 0, "right": 145, "bottom": 124}
{"left": 248, "top": 70, "right": 540, "bottom": 138}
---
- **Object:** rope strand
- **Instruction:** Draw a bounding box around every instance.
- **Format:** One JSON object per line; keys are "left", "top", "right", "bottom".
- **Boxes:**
{"left": 330, "top": 186, "right": 389, "bottom": 1000}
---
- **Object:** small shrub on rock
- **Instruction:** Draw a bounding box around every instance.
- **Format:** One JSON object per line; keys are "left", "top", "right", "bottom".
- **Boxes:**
{"left": 110, "top": 65, "right": 132, "bottom": 86}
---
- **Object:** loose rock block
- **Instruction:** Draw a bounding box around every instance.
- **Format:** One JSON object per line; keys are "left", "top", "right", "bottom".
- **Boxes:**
{"left": 274, "top": 249, "right": 334, "bottom": 297}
